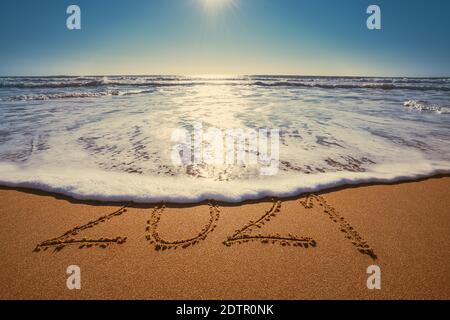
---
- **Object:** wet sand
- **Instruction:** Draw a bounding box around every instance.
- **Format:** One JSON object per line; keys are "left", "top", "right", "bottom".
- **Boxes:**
{"left": 0, "top": 176, "right": 449, "bottom": 299}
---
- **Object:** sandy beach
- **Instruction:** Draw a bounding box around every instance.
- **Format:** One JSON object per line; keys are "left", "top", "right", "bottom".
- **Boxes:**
{"left": 0, "top": 176, "right": 448, "bottom": 300}
{"left": 1, "top": 0, "right": 449, "bottom": 307}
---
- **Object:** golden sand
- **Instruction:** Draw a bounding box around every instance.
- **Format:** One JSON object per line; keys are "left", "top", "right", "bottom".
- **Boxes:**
{"left": 0, "top": 176, "right": 449, "bottom": 299}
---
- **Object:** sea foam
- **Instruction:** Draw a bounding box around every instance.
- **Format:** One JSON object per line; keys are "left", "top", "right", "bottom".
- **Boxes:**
{"left": 0, "top": 76, "right": 449, "bottom": 203}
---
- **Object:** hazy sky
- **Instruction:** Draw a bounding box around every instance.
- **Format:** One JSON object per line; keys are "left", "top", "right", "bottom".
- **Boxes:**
{"left": 1, "top": 0, "right": 449, "bottom": 76}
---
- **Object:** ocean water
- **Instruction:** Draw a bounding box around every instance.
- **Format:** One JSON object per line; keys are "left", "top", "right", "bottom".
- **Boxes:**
{"left": 0, "top": 75, "right": 449, "bottom": 203}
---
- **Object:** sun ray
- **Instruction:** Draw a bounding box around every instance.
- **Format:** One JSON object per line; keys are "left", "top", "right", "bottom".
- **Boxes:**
{"left": 197, "top": 0, "right": 236, "bottom": 15}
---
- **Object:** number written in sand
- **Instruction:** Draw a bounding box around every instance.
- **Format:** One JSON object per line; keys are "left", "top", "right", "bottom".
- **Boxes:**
{"left": 145, "top": 201, "right": 220, "bottom": 251}
{"left": 223, "top": 199, "right": 317, "bottom": 248}
{"left": 299, "top": 195, "right": 377, "bottom": 260}
{"left": 33, "top": 205, "right": 128, "bottom": 253}
{"left": 33, "top": 195, "right": 377, "bottom": 260}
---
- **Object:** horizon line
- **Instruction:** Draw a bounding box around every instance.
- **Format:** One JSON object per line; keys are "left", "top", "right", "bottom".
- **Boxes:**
{"left": 1, "top": 74, "right": 450, "bottom": 78}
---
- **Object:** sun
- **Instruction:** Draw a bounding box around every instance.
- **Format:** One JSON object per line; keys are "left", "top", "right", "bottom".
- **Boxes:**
{"left": 198, "top": 0, "right": 236, "bottom": 14}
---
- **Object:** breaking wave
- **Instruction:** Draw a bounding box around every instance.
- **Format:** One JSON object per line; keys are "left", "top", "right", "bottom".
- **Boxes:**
{"left": 403, "top": 100, "right": 450, "bottom": 114}
{"left": 1, "top": 89, "right": 154, "bottom": 101}
{"left": 1, "top": 76, "right": 449, "bottom": 92}
{"left": 0, "top": 75, "right": 449, "bottom": 203}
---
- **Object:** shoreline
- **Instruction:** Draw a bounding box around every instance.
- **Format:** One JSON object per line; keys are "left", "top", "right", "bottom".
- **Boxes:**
{"left": 1, "top": 172, "right": 449, "bottom": 207}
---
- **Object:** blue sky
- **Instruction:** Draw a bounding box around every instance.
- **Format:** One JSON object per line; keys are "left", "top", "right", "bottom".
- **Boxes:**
{"left": 0, "top": 0, "right": 449, "bottom": 76}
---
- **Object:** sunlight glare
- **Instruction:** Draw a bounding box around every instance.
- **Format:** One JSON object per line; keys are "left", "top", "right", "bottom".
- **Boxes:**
{"left": 198, "top": 0, "right": 236, "bottom": 14}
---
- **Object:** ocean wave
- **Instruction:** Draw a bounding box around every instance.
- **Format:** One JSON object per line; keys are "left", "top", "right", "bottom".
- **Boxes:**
{"left": 0, "top": 79, "right": 107, "bottom": 89}
{"left": 1, "top": 75, "right": 449, "bottom": 203}
{"left": 403, "top": 100, "right": 450, "bottom": 114}
{"left": 0, "top": 162, "right": 449, "bottom": 203}
{"left": 0, "top": 78, "right": 208, "bottom": 89}
{"left": 1, "top": 76, "right": 449, "bottom": 92}
{"left": 1, "top": 89, "right": 154, "bottom": 101}
{"left": 252, "top": 81, "right": 450, "bottom": 91}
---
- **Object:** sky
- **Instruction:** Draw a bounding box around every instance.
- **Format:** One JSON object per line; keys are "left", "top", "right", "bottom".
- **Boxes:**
{"left": 0, "top": 0, "right": 449, "bottom": 76}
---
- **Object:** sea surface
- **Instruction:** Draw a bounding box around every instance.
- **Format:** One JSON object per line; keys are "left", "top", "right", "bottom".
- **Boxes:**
{"left": 0, "top": 75, "right": 449, "bottom": 202}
